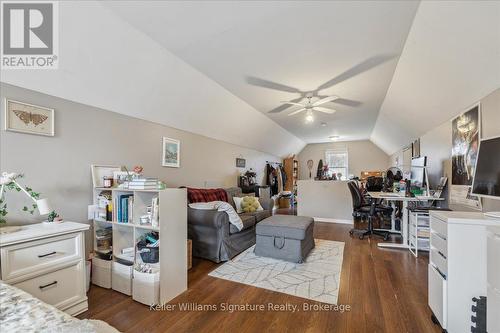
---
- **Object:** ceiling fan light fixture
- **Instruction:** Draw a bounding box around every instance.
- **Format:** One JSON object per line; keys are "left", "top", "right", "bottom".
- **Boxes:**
{"left": 305, "top": 111, "right": 314, "bottom": 123}
{"left": 329, "top": 135, "right": 340, "bottom": 141}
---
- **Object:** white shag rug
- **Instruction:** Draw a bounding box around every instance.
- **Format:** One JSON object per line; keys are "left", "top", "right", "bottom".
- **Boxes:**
{"left": 208, "top": 239, "right": 344, "bottom": 304}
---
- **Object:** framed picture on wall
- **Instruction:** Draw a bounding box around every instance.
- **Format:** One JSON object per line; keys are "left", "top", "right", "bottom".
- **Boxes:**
{"left": 4, "top": 99, "right": 55, "bottom": 136}
{"left": 162, "top": 137, "right": 180, "bottom": 168}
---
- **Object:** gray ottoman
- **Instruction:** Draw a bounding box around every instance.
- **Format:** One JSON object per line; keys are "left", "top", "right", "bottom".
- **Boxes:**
{"left": 255, "top": 215, "right": 315, "bottom": 263}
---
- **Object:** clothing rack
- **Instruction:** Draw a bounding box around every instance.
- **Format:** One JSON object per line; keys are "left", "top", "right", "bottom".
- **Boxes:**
{"left": 266, "top": 161, "right": 282, "bottom": 166}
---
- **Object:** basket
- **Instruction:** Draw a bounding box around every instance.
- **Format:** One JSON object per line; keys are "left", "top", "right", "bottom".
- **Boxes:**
{"left": 137, "top": 240, "right": 159, "bottom": 263}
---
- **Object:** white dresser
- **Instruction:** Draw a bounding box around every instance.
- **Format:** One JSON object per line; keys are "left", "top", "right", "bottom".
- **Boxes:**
{"left": 428, "top": 211, "right": 500, "bottom": 333}
{"left": 487, "top": 225, "right": 500, "bottom": 333}
{"left": 0, "top": 222, "right": 89, "bottom": 316}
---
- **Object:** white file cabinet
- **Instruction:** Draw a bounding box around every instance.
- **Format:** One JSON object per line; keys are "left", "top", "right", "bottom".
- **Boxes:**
{"left": 487, "top": 226, "right": 500, "bottom": 333}
{"left": 0, "top": 222, "right": 89, "bottom": 315}
{"left": 428, "top": 211, "right": 499, "bottom": 333}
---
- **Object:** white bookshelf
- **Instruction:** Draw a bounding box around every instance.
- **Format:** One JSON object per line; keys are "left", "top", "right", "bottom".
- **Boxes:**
{"left": 92, "top": 186, "right": 187, "bottom": 304}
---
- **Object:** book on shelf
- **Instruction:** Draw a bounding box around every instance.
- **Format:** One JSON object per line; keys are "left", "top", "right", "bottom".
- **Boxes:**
{"left": 151, "top": 196, "right": 159, "bottom": 228}
{"left": 128, "top": 185, "right": 158, "bottom": 190}
{"left": 128, "top": 177, "right": 159, "bottom": 190}
{"left": 117, "top": 194, "right": 133, "bottom": 223}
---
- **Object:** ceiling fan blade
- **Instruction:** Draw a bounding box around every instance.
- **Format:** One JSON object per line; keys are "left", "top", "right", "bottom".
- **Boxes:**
{"left": 313, "top": 95, "right": 339, "bottom": 106}
{"left": 288, "top": 108, "right": 306, "bottom": 116}
{"left": 316, "top": 95, "right": 362, "bottom": 107}
{"left": 246, "top": 76, "right": 302, "bottom": 93}
{"left": 313, "top": 107, "right": 336, "bottom": 114}
{"left": 317, "top": 54, "right": 396, "bottom": 91}
{"left": 268, "top": 96, "right": 304, "bottom": 113}
{"left": 281, "top": 101, "right": 304, "bottom": 106}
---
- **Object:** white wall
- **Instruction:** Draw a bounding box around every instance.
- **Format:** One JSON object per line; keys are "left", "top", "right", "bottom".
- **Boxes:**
{"left": 0, "top": 1, "right": 305, "bottom": 158}
{"left": 0, "top": 83, "right": 280, "bottom": 227}
{"left": 297, "top": 140, "right": 389, "bottom": 180}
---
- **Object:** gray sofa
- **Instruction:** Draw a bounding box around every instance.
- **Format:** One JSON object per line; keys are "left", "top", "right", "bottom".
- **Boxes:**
{"left": 188, "top": 187, "right": 273, "bottom": 263}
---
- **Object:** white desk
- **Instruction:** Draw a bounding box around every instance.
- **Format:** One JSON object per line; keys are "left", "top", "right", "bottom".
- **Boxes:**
{"left": 367, "top": 192, "right": 444, "bottom": 249}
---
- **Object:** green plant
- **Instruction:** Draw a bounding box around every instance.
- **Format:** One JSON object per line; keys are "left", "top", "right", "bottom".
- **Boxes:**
{"left": 0, "top": 174, "right": 45, "bottom": 224}
{"left": 47, "top": 210, "right": 59, "bottom": 222}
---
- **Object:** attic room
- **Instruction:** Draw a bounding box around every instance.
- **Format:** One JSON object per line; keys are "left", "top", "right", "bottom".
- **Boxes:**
{"left": 0, "top": 1, "right": 499, "bottom": 333}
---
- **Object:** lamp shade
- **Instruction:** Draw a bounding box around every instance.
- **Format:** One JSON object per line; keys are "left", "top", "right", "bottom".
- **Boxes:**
{"left": 36, "top": 198, "right": 52, "bottom": 215}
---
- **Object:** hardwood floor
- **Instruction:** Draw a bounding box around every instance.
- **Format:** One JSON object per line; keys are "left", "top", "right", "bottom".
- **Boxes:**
{"left": 79, "top": 222, "right": 440, "bottom": 333}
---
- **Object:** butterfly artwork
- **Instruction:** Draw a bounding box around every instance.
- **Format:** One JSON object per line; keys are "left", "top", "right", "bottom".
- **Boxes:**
{"left": 4, "top": 99, "right": 54, "bottom": 136}
{"left": 13, "top": 110, "right": 48, "bottom": 126}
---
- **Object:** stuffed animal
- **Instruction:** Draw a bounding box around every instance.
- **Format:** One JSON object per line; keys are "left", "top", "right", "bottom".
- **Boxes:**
{"left": 241, "top": 196, "right": 260, "bottom": 213}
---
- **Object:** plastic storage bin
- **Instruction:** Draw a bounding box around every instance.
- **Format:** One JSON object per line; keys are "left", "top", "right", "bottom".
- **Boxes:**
{"left": 112, "top": 261, "right": 133, "bottom": 295}
{"left": 92, "top": 257, "right": 112, "bottom": 288}
{"left": 132, "top": 269, "right": 160, "bottom": 305}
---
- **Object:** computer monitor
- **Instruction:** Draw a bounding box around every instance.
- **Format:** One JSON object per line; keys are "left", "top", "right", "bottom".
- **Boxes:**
{"left": 410, "top": 156, "right": 427, "bottom": 187}
{"left": 472, "top": 136, "right": 500, "bottom": 219}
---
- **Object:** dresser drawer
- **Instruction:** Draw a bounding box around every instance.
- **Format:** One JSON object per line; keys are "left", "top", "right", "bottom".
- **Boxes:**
{"left": 13, "top": 262, "right": 85, "bottom": 310}
{"left": 431, "top": 232, "right": 447, "bottom": 257}
{"left": 428, "top": 264, "right": 447, "bottom": 329}
{"left": 1, "top": 233, "right": 83, "bottom": 281}
{"left": 430, "top": 217, "right": 447, "bottom": 239}
{"left": 487, "top": 229, "right": 500, "bottom": 291}
{"left": 430, "top": 248, "right": 447, "bottom": 277}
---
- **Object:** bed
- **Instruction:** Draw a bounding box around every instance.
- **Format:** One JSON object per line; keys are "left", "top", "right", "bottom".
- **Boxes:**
{"left": 0, "top": 281, "right": 119, "bottom": 333}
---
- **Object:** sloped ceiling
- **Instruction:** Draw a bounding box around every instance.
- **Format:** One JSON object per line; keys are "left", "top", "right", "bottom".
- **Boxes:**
{"left": 371, "top": 1, "right": 500, "bottom": 154}
{"left": 2, "top": 1, "right": 498, "bottom": 156}
{"left": 104, "top": 1, "right": 419, "bottom": 144}
{"left": 0, "top": 1, "right": 305, "bottom": 158}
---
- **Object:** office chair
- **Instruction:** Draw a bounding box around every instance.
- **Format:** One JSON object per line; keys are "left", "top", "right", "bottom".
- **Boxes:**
{"left": 366, "top": 176, "right": 384, "bottom": 192}
{"left": 347, "top": 181, "right": 390, "bottom": 240}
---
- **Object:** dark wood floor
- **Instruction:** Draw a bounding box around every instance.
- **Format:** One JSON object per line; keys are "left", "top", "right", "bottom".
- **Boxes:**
{"left": 79, "top": 221, "right": 440, "bottom": 333}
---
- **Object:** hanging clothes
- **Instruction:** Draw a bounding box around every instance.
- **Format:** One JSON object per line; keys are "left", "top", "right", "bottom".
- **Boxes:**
{"left": 277, "top": 166, "right": 283, "bottom": 194}
{"left": 266, "top": 163, "right": 280, "bottom": 195}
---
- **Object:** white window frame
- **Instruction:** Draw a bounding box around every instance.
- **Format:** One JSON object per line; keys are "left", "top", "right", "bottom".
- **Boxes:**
{"left": 325, "top": 148, "right": 349, "bottom": 180}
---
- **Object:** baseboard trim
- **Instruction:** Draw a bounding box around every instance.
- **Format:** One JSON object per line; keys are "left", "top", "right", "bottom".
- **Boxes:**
{"left": 313, "top": 218, "right": 353, "bottom": 225}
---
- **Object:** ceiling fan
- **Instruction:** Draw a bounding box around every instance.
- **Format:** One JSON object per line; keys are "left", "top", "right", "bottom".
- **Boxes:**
{"left": 282, "top": 94, "right": 339, "bottom": 117}
{"left": 246, "top": 54, "right": 396, "bottom": 114}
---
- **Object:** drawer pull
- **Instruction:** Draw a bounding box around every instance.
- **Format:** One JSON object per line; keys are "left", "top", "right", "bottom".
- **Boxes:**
{"left": 38, "top": 251, "right": 57, "bottom": 258}
{"left": 39, "top": 281, "right": 58, "bottom": 290}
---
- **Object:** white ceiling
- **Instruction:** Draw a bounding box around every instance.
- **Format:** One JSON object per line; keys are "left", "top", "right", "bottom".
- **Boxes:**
{"left": 371, "top": 0, "right": 500, "bottom": 154}
{"left": 104, "top": 1, "right": 420, "bottom": 144}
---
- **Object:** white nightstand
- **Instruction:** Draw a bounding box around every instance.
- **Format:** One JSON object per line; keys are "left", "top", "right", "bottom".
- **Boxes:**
{"left": 0, "top": 222, "right": 90, "bottom": 316}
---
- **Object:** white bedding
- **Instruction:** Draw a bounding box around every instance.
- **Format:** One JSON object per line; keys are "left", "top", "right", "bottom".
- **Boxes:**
{"left": 0, "top": 281, "right": 119, "bottom": 333}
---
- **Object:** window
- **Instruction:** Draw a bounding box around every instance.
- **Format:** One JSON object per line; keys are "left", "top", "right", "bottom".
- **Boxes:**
{"left": 325, "top": 149, "right": 348, "bottom": 180}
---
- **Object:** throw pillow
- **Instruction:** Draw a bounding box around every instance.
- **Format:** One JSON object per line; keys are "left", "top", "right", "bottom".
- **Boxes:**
{"left": 240, "top": 196, "right": 263, "bottom": 213}
{"left": 233, "top": 196, "right": 244, "bottom": 213}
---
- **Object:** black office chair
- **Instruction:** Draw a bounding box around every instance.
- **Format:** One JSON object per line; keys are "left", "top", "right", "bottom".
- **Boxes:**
{"left": 347, "top": 181, "right": 390, "bottom": 240}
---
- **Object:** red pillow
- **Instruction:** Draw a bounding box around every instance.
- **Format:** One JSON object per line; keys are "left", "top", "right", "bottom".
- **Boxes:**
{"left": 187, "top": 188, "right": 228, "bottom": 203}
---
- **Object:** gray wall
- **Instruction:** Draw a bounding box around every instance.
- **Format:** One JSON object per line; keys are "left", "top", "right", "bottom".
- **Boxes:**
{"left": 297, "top": 140, "right": 390, "bottom": 180}
{"left": 390, "top": 88, "right": 500, "bottom": 212}
{"left": 0, "top": 83, "right": 280, "bottom": 226}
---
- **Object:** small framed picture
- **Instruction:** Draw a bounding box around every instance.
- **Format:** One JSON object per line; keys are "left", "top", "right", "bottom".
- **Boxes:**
{"left": 162, "top": 137, "right": 180, "bottom": 168}
{"left": 4, "top": 99, "right": 55, "bottom": 136}
{"left": 236, "top": 158, "right": 246, "bottom": 168}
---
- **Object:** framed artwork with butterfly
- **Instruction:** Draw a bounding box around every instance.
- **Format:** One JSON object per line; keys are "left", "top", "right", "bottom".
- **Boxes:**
{"left": 4, "top": 99, "right": 55, "bottom": 136}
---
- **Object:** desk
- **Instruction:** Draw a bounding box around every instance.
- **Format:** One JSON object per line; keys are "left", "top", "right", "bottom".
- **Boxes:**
{"left": 367, "top": 192, "right": 444, "bottom": 249}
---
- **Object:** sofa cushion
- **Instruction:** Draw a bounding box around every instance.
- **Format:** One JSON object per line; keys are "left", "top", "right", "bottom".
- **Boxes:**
{"left": 187, "top": 188, "right": 228, "bottom": 203}
{"left": 256, "top": 215, "right": 314, "bottom": 240}
{"left": 230, "top": 214, "right": 255, "bottom": 234}
{"left": 225, "top": 187, "right": 243, "bottom": 208}
{"left": 240, "top": 210, "right": 271, "bottom": 223}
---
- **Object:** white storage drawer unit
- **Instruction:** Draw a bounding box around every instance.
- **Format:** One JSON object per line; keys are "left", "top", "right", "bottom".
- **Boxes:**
{"left": 0, "top": 222, "right": 89, "bottom": 316}
{"left": 428, "top": 211, "right": 499, "bottom": 333}
{"left": 487, "top": 226, "right": 500, "bottom": 333}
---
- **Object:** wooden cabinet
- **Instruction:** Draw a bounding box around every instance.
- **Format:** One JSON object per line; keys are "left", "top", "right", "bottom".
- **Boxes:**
{"left": 283, "top": 156, "right": 298, "bottom": 192}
